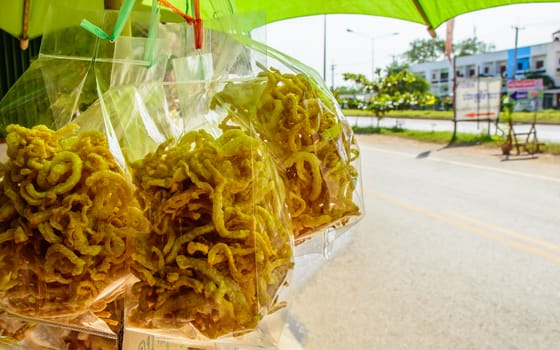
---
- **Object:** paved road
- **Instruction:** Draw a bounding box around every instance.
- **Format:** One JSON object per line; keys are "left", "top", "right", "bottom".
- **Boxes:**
{"left": 345, "top": 116, "right": 560, "bottom": 143}
{"left": 281, "top": 135, "right": 560, "bottom": 349}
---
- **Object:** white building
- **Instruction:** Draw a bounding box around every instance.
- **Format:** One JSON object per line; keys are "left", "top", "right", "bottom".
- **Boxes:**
{"left": 410, "top": 31, "right": 560, "bottom": 109}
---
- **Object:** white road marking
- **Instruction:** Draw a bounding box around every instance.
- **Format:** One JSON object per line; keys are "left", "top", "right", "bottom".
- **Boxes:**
{"left": 360, "top": 144, "right": 560, "bottom": 183}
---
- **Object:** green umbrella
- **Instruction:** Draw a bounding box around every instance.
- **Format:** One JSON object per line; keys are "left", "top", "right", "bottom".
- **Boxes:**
{"left": 0, "top": 0, "right": 188, "bottom": 49}
{"left": 3, "top": 0, "right": 560, "bottom": 45}
{"left": 227, "top": 0, "right": 560, "bottom": 36}
{"left": 1, "top": 0, "right": 103, "bottom": 48}
{"left": 0, "top": 0, "right": 219, "bottom": 40}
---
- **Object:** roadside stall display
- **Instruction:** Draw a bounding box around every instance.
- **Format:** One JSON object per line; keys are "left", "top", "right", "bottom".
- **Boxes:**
{"left": 0, "top": 0, "right": 363, "bottom": 348}
{"left": 0, "top": 2, "right": 165, "bottom": 341}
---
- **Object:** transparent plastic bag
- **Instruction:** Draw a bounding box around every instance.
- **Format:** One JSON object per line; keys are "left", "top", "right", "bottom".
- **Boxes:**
{"left": 73, "top": 20, "right": 294, "bottom": 344}
{"left": 0, "top": 3, "right": 169, "bottom": 138}
{"left": 210, "top": 35, "right": 364, "bottom": 244}
{"left": 0, "top": 311, "right": 34, "bottom": 346}
{"left": 82, "top": 79, "right": 295, "bottom": 343}
{"left": 0, "top": 3, "right": 171, "bottom": 334}
{"left": 0, "top": 307, "right": 120, "bottom": 349}
{"left": 0, "top": 122, "right": 147, "bottom": 328}
{"left": 13, "top": 324, "right": 118, "bottom": 350}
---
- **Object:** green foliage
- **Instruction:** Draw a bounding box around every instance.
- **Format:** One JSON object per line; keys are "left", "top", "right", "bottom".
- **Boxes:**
{"left": 343, "top": 108, "right": 560, "bottom": 124}
{"left": 453, "top": 37, "right": 495, "bottom": 57}
{"left": 333, "top": 85, "right": 368, "bottom": 110}
{"left": 522, "top": 72, "right": 556, "bottom": 89}
{"left": 403, "top": 36, "right": 495, "bottom": 64}
{"left": 403, "top": 38, "right": 445, "bottom": 64}
{"left": 343, "top": 69, "right": 435, "bottom": 126}
{"left": 333, "top": 85, "right": 363, "bottom": 95}
{"left": 385, "top": 61, "right": 410, "bottom": 75}
{"left": 545, "top": 143, "right": 560, "bottom": 155}
{"left": 353, "top": 126, "right": 501, "bottom": 145}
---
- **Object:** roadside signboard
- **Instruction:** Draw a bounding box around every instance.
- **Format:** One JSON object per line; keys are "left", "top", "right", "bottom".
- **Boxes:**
{"left": 455, "top": 77, "right": 502, "bottom": 120}
{"left": 507, "top": 79, "right": 544, "bottom": 112}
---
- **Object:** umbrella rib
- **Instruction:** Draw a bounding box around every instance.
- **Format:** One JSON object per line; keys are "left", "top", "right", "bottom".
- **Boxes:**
{"left": 20, "top": 0, "right": 31, "bottom": 50}
{"left": 411, "top": 0, "right": 437, "bottom": 38}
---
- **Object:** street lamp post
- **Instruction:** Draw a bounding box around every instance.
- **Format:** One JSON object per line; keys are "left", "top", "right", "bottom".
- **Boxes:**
{"left": 346, "top": 29, "right": 399, "bottom": 81}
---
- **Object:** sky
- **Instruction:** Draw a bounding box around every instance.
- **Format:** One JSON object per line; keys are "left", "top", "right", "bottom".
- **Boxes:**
{"left": 259, "top": 3, "right": 560, "bottom": 88}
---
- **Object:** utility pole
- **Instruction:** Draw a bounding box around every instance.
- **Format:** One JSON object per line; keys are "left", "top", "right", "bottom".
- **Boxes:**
{"left": 511, "top": 25, "right": 524, "bottom": 80}
{"left": 451, "top": 57, "right": 457, "bottom": 143}
{"left": 323, "top": 15, "right": 327, "bottom": 81}
{"left": 330, "top": 64, "right": 336, "bottom": 90}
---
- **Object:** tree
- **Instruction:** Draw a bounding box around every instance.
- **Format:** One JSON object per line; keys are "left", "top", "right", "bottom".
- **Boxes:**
{"left": 403, "top": 38, "right": 445, "bottom": 64}
{"left": 333, "top": 85, "right": 361, "bottom": 95}
{"left": 454, "top": 37, "right": 495, "bottom": 57}
{"left": 333, "top": 85, "right": 367, "bottom": 110}
{"left": 343, "top": 68, "right": 434, "bottom": 127}
{"left": 385, "top": 61, "right": 410, "bottom": 75}
{"left": 523, "top": 72, "right": 555, "bottom": 89}
{"left": 403, "top": 36, "right": 495, "bottom": 64}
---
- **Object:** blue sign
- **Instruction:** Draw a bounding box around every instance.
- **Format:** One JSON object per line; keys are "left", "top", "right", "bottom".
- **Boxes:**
{"left": 510, "top": 90, "right": 528, "bottom": 101}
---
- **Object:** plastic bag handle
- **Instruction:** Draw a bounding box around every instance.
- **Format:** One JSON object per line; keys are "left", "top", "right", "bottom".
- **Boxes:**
{"left": 144, "top": 0, "right": 161, "bottom": 66}
{"left": 80, "top": 0, "right": 136, "bottom": 41}
{"left": 80, "top": 0, "right": 161, "bottom": 67}
{"left": 159, "top": 0, "right": 203, "bottom": 50}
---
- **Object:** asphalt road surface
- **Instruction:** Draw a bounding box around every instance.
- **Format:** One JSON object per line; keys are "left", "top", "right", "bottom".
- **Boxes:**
{"left": 281, "top": 135, "right": 560, "bottom": 350}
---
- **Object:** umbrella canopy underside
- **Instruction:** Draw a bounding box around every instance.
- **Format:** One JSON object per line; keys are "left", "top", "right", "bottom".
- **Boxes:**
{"left": 1, "top": 0, "right": 559, "bottom": 40}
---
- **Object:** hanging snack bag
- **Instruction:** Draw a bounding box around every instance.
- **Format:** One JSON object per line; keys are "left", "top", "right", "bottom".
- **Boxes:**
{"left": 76, "top": 19, "right": 295, "bottom": 342}
{"left": 0, "top": 2, "right": 173, "bottom": 336}
{"left": 89, "top": 79, "right": 295, "bottom": 342}
{"left": 0, "top": 123, "right": 148, "bottom": 322}
{"left": 126, "top": 120, "right": 294, "bottom": 339}
{"left": 211, "top": 36, "right": 364, "bottom": 243}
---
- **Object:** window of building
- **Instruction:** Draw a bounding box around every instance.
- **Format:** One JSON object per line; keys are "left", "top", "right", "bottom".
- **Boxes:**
{"left": 536, "top": 60, "right": 544, "bottom": 69}
{"left": 469, "top": 68, "right": 475, "bottom": 77}
{"left": 517, "top": 62, "right": 523, "bottom": 71}
{"left": 483, "top": 67, "right": 489, "bottom": 74}
{"left": 441, "top": 72, "right": 449, "bottom": 80}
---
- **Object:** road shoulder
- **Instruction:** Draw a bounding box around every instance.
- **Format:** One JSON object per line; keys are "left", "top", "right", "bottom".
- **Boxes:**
{"left": 356, "top": 134, "right": 560, "bottom": 176}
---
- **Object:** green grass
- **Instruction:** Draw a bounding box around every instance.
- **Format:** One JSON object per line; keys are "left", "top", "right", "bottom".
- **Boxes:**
{"left": 352, "top": 125, "right": 560, "bottom": 156}
{"left": 343, "top": 109, "right": 560, "bottom": 124}
{"left": 541, "top": 143, "right": 560, "bottom": 155}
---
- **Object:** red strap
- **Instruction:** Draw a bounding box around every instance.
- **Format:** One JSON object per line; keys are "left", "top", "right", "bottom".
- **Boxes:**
{"left": 192, "top": 0, "right": 203, "bottom": 50}
{"left": 159, "top": 0, "right": 203, "bottom": 49}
